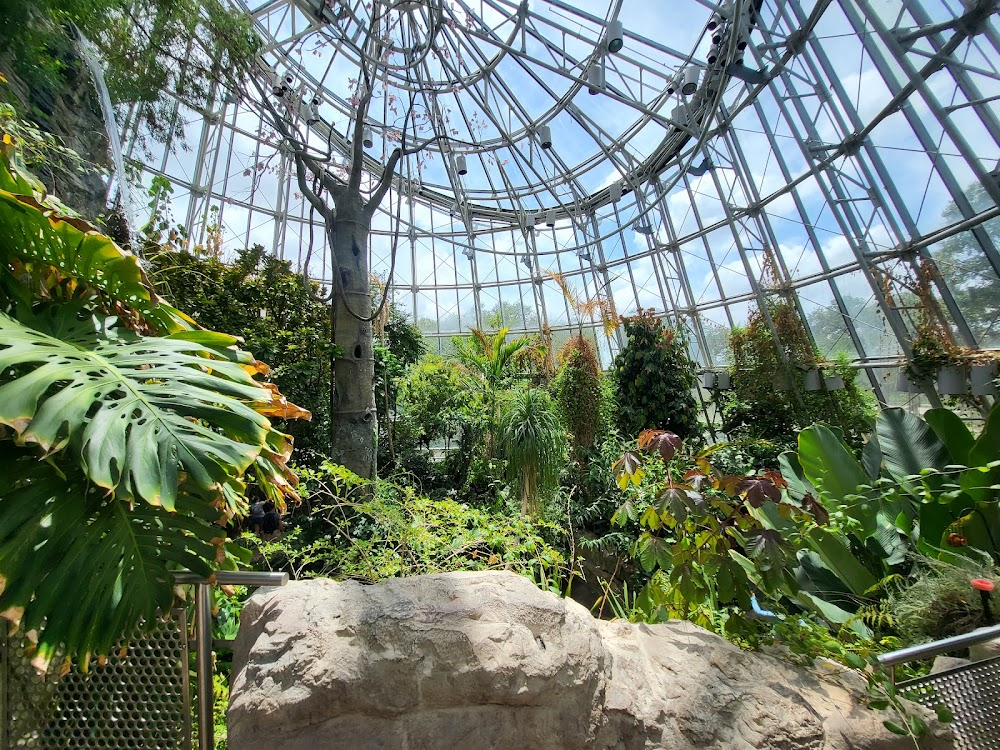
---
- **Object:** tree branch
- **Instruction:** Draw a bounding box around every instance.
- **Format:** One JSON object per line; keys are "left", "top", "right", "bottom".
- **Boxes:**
{"left": 348, "top": 12, "right": 380, "bottom": 193}
{"left": 367, "top": 134, "right": 451, "bottom": 212}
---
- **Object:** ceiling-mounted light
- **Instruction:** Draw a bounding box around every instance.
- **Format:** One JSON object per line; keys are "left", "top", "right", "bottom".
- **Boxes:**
{"left": 462, "top": 247, "right": 475, "bottom": 260}
{"left": 606, "top": 19, "right": 624, "bottom": 53}
{"left": 455, "top": 154, "right": 468, "bottom": 176}
{"left": 577, "top": 248, "right": 592, "bottom": 261}
{"left": 711, "top": 26, "right": 725, "bottom": 45}
{"left": 609, "top": 181, "right": 622, "bottom": 203}
{"left": 538, "top": 124, "right": 553, "bottom": 149}
{"left": 587, "top": 63, "right": 605, "bottom": 95}
{"left": 545, "top": 209, "right": 556, "bottom": 227}
{"left": 529, "top": 211, "right": 541, "bottom": 226}
{"left": 688, "top": 158, "right": 713, "bottom": 177}
{"left": 707, "top": 45, "right": 721, "bottom": 65}
{"left": 302, "top": 102, "right": 319, "bottom": 126}
{"left": 736, "top": 25, "right": 750, "bottom": 51}
{"left": 521, "top": 256, "right": 533, "bottom": 270}
{"left": 266, "top": 68, "right": 282, "bottom": 97}
{"left": 408, "top": 226, "right": 417, "bottom": 243}
{"left": 363, "top": 126, "right": 374, "bottom": 149}
{"left": 634, "top": 222, "right": 654, "bottom": 235}
{"left": 681, "top": 66, "right": 700, "bottom": 96}
{"left": 707, "top": 12, "right": 723, "bottom": 30}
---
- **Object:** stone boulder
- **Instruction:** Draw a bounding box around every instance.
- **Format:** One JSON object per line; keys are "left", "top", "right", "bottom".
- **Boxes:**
{"left": 229, "top": 571, "right": 949, "bottom": 750}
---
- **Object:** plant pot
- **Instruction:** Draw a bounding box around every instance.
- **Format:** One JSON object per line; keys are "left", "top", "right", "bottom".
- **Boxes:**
{"left": 716, "top": 372, "right": 732, "bottom": 391}
{"left": 702, "top": 372, "right": 717, "bottom": 389}
{"left": 824, "top": 375, "right": 844, "bottom": 391}
{"left": 803, "top": 368, "right": 823, "bottom": 391}
{"left": 936, "top": 365, "right": 968, "bottom": 395}
{"left": 971, "top": 362, "right": 999, "bottom": 396}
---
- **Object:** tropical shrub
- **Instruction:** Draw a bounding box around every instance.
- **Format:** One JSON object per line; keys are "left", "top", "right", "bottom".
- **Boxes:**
{"left": 775, "top": 401, "right": 1000, "bottom": 633}
{"left": 499, "top": 388, "right": 567, "bottom": 518}
{"left": 551, "top": 334, "right": 605, "bottom": 458}
{"left": 374, "top": 304, "right": 426, "bottom": 466}
{"left": 150, "top": 245, "right": 338, "bottom": 463}
{"left": 0, "top": 128, "right": 303, "bottom": 666}
{"left": 249, "top": 463, "right": 570, "bottom": 584}
{"left": 720, "top": 304, "right": 876, "bottom": 449}
{"left": 611, "top": 309, "right": 700, "bottom": 441}
{"left": 608, "top": 429, "right": 829, "bottom": 638}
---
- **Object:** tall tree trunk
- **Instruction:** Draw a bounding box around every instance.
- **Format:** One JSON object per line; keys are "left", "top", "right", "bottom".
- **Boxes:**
{"left": 328, "top": 195, "right": 376, "bottom": 478}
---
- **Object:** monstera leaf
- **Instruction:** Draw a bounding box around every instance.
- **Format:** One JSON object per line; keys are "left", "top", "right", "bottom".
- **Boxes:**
{"left": 0, "top": 138, "right": 192, "bottom": 334}
{"left": 0, "top": 306, "right": 293, "bottom": 515}
{"left": 0, "top": 447, "right": 229, "bottom": 669}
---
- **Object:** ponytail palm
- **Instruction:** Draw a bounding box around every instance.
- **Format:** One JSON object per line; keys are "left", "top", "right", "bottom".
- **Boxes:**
{"left": 499, "top": 389, "right": 566, "bottom": 518}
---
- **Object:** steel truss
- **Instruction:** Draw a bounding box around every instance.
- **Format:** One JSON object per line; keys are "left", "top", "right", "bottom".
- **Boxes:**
{"left": 122, "top": 0, "right": 1000, "bottom": 406}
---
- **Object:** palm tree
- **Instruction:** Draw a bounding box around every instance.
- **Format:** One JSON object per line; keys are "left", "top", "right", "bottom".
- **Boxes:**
{"left": 456, "top": 326, "right": 538, "bottom": 449}
{"left": 499, "top": 388, "right": 566, "bottom": 519}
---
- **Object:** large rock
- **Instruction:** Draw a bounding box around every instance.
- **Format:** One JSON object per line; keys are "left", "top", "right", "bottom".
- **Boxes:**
{"left": 229, "top": 571, "right": 949, "bottom": 750}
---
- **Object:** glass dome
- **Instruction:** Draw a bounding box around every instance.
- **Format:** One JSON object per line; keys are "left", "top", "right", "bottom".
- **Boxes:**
{"left": 120, "top": 0, "right": 1000, "bottom": 402}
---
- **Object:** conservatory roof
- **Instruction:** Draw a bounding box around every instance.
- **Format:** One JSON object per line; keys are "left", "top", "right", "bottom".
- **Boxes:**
{"left": 124, "top": 0, "right": 1000, "bottom": 392}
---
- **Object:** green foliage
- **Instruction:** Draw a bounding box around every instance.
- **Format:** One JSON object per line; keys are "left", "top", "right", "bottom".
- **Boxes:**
{"left": 778, "top": 401, "right": 1000, "bottom": 640}
{"left": 888, "top": 553, "right": 998, "bottom": 643}
{"left": 611, "top": 309, "right": 700, "bottom": 441}
{"left": 374, "top": 303, "right": 426, "bottom": 467}
{"left": 1, "top": 0, "right": 258, "bottom": 149}
{"left": 720, "top": 304, "right": 876, "bottom": 449}
{"left": 499, "top": 388, "right": 567, "bottom": 518}
{"left": 249, "top": 463, "right": 570, "bottom": 584}
{"left": 608, "top": 428, "right": 824, "bottom": 639}
{"left": 0, "top": 121, "right": 300, "bottom": 667}
{"left": 149, "top": 245, "right": 338, "bottom": 463}
{"left": 551, "top": 335, "right": 605, "bottom": 456}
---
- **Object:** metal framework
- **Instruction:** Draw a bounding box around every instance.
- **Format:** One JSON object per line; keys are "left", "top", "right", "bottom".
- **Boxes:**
{"left": 120, "top": 0, "right": 1000, "bottom": 402}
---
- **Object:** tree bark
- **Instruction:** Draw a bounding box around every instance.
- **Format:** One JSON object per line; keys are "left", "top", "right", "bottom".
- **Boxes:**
{"left": 328, "top": 194, "right": 376, "bottom": 478}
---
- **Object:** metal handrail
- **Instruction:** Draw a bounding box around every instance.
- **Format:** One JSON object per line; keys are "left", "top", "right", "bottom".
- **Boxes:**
{"left": 175, "top": 570, "right": 289, "bottom": 750}
{"left": 878, "top": 624, "right": 1000, "bottom": 668}
{"left": 174, "top": 570, "right": 289, "bottom": 586}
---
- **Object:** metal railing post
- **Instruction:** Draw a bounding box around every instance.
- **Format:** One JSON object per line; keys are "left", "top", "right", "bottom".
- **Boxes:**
{"left": 195, "top": 581, "right": 214, "bottom": 750}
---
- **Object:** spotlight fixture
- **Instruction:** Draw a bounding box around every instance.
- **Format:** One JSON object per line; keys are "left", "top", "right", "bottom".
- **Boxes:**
{"left": 606, "top": 19, "right": 624, "bottom": 53}
{"left": 462, "top": 247, "right": 475, "bottom": 260}
{"left": 681, "top": 66, "right": 700, "bottom": 96}
{"left": 707, "top": 45, "right": 721, "bottom": 65}
{"left": 609, "top": 181, "right": 622, "bottom": 203}
{"left": 521, "top": 256, "right": 533, "bottom": 270}
{"left": 634, "top": 222, "right": 654, "bottom": 235}
{"left": 408, "top": 226, "right": 417, "bottom": 243}
{"left": 302, "top": 102, "right": 319, "bottom": 126}
{"left": 707, "top": 12, "right": 723, "bottom": 30}
{"left": 266, "top": 68, "right": 283, "bottom": 97}
{"left": 545, "top": 209, "right": 556, "bottom": 227}
{"left": 455, "top": 154, "right": 468, "bottom": 176}
{"left": 587, "top": 64, "right": 605, "bottom": 95}
{"left": 688, "top": 158, "right": 713, "bottom": 176}
{"left": 538, "top": 125, "right": 553, "bottom": 149}
{"left": 577, "top": 248, "right": 592, "bottom": 262}
{"left": 363, "top": 127, "right": 374, "bottom": 149}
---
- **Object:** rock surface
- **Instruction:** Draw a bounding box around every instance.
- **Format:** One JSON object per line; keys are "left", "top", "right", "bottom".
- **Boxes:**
{"left": 229, "top": 571, "right": 949, "bottom": 750}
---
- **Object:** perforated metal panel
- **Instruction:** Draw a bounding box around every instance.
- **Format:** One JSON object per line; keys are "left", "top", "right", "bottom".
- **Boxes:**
{"left": 899, "top": 656, "right": 1000, "bottom": 750}
{"left": 0, "top": 612, "right": 191, "bottom": 749}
